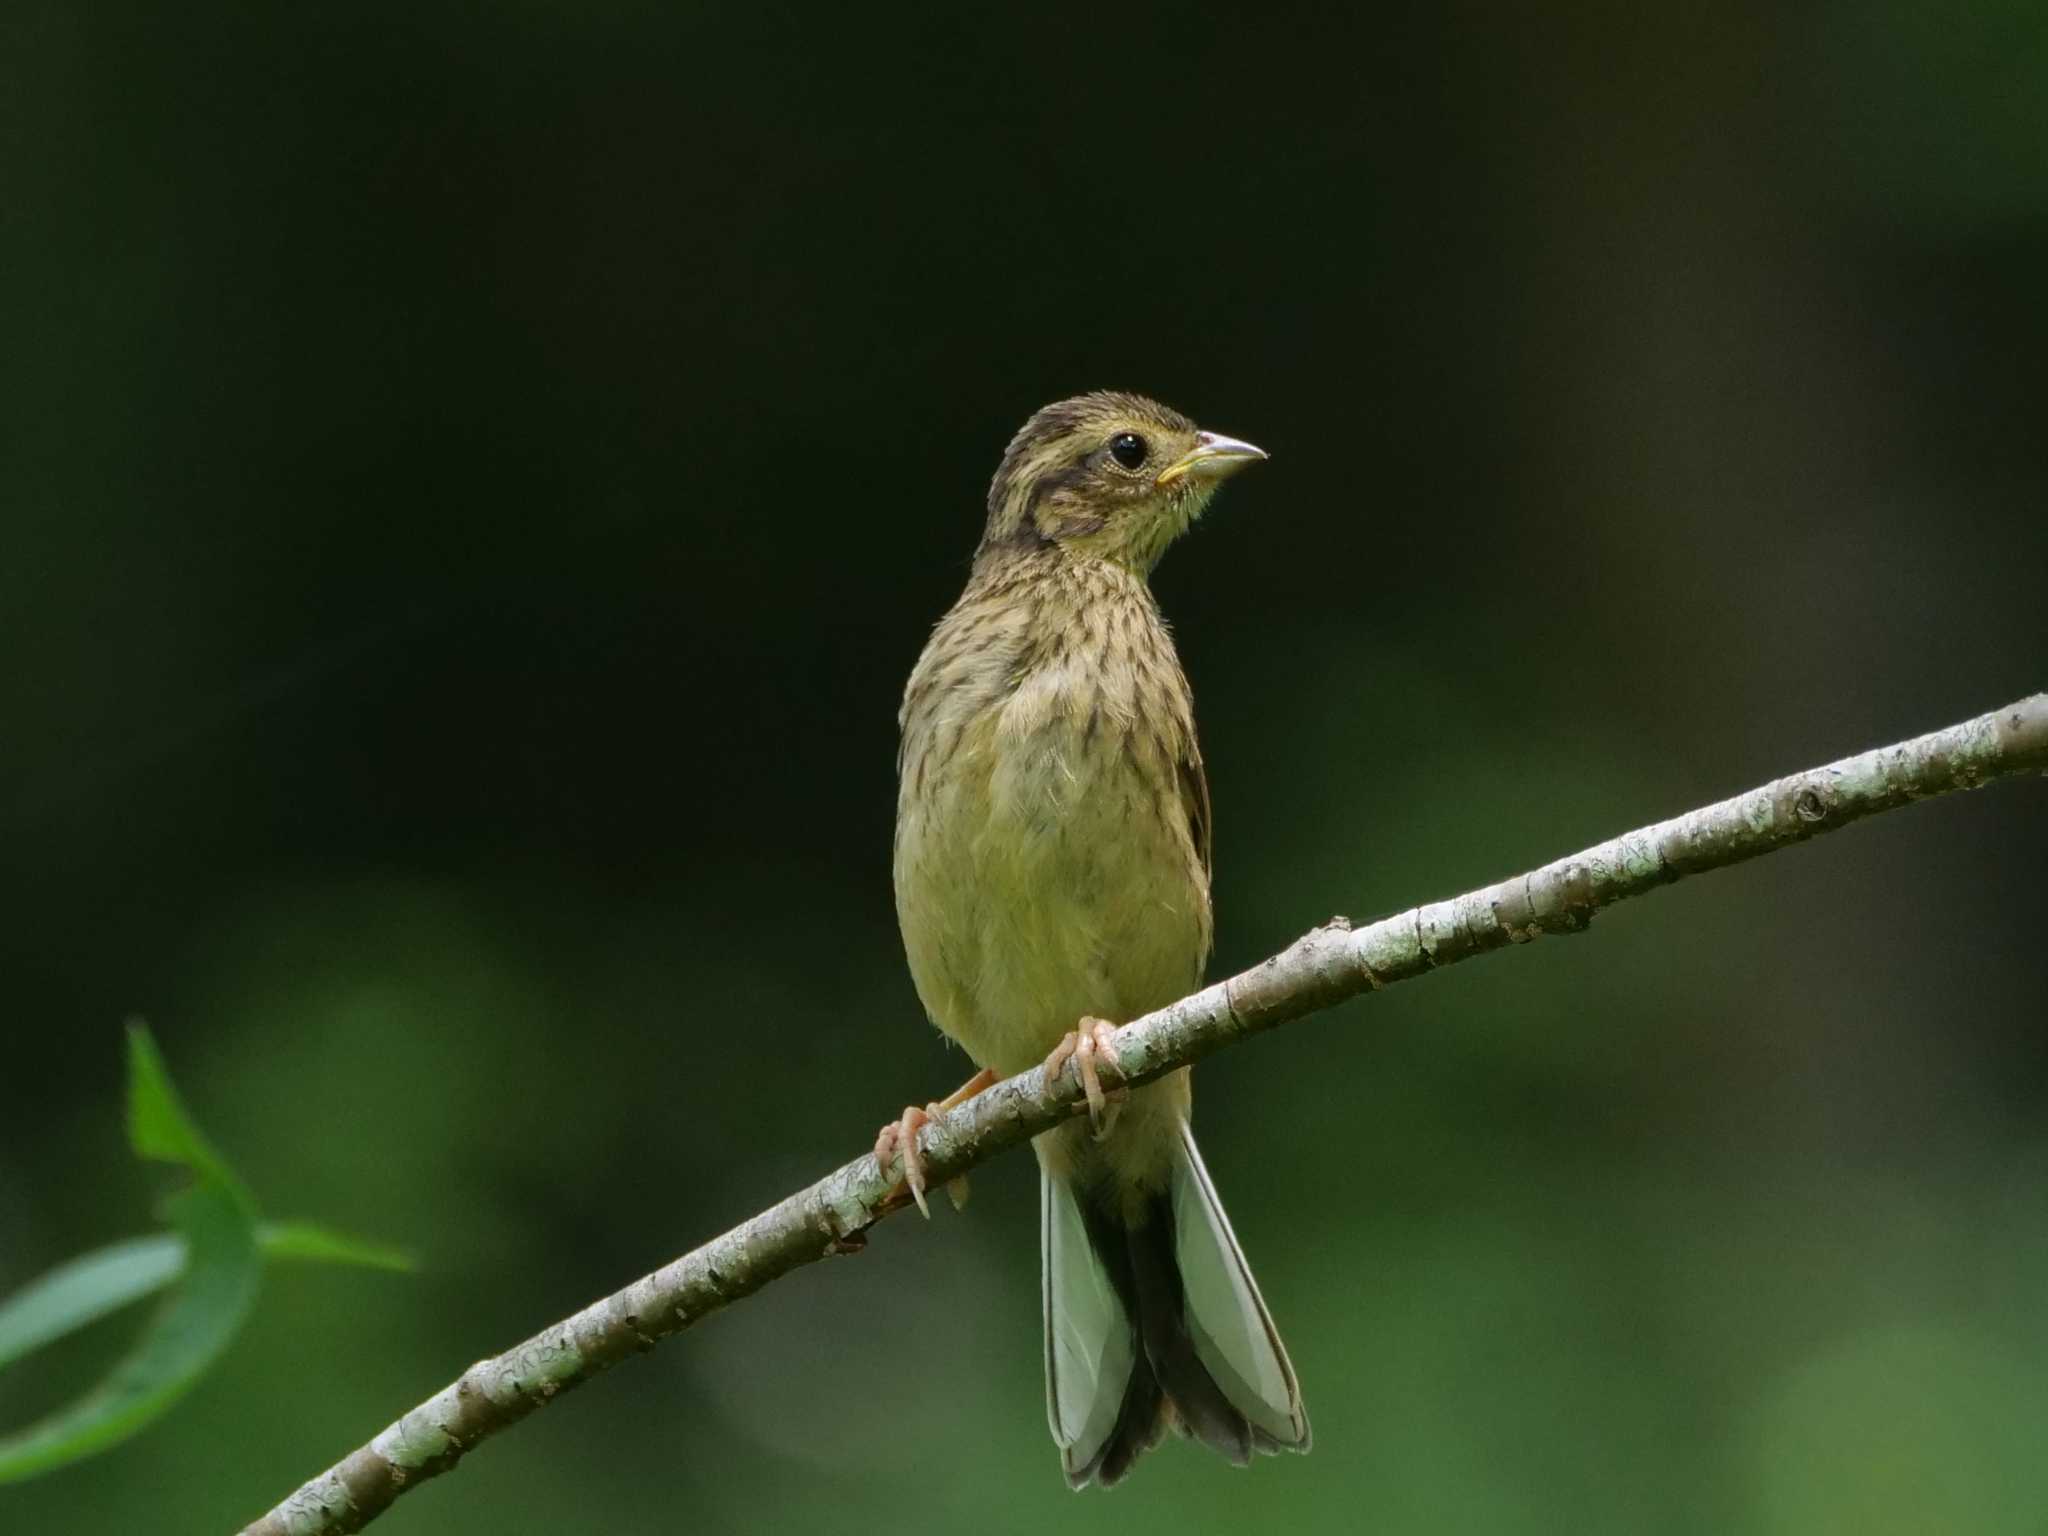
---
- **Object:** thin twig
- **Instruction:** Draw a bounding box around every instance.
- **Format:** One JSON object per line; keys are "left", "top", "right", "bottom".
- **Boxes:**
{"left": 239, "top": 693, "right": 2047, "bottom": 1535}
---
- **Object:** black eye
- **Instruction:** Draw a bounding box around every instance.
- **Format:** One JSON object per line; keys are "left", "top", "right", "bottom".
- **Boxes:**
{"left": 1108, "top": 432, "right": 1148, "bottom": 470}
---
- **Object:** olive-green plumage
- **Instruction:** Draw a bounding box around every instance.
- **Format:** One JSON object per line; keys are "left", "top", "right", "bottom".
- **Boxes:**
{"left": 891, "top": 392, "right": 1309, "bottom": 1487}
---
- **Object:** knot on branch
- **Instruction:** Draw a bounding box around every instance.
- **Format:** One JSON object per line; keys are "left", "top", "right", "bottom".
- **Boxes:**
{"left": 1523, "top": 859, "right": 1596, "bottom": 934}
{"left": 1792, "top": 782, "right": 1832, "bottom": 823}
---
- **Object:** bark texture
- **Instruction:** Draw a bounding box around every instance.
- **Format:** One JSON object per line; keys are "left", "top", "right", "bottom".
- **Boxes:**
{"left": 240, "top": 692, "right": 2047, "bottom": 1536}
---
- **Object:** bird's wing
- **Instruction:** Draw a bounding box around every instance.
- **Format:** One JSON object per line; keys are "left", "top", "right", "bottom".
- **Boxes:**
{"left": 1178, "top": 741, "right": 1212, "bottom": 888}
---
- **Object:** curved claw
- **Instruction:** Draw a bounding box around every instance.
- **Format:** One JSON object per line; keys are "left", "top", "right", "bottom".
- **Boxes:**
{"left": 873, "top": 1104, "right": 933, "bottom": 1217}
{"left": 1043, "top": 1018, "right": 1126, "bottom": 1140}
{"left": 870, "top": 1068, "right": 997, "bottom": 1221}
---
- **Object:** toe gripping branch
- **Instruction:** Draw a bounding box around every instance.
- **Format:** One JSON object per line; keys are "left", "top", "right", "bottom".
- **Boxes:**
{"left": 1043, "top": 1019, "right": 1126, "bottom": 1141}
{"left": 873, "top": 1068, "right": 999, "bottom": 1217}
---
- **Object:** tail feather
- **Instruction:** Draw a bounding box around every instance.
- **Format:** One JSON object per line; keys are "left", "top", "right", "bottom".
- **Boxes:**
{"left": 1042, "top": 1168, "right": 1135, "bottom": 1479}
{"left": 1169, "top": 1126, "right": 1310, "bottom": 1451}
{"left": 1079, "top": 1335, "right": 1167, "bottom": 1488}
{"left": 1041, "top": 1126, "right": 1309, "bottom": 1489}
{"left": 1126, "top": 1201, "right": 1254, "bottom": 1465}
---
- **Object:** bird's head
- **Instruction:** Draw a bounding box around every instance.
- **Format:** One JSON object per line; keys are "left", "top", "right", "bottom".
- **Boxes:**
{"left": 979, "top": 391, "right": 1266, "bottom": 573}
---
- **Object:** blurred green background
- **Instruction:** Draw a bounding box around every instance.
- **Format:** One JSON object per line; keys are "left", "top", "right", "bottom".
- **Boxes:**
{"left": 5, "top": 1, "right": 2047, "bottom": 1531}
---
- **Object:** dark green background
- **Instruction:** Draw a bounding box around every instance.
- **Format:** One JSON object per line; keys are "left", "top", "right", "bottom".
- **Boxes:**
{"left": 6, "top": 2, "right": 2046, "bottom": 1531}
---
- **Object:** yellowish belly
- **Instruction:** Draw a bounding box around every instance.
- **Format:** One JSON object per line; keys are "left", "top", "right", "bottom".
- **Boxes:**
{"left": 894, "top": 709, "right": 1209, "bottom": 1077}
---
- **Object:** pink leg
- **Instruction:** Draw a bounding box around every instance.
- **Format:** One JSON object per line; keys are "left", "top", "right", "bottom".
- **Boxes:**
{"left": 1041, "top": 1018, "right": 1125, "bottom": 1140}
{"left": 872, "top": 1067, "right": 998, "bottom": 1217}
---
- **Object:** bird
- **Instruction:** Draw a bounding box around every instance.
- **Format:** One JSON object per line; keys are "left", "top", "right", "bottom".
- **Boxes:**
{"left": 880, "top": 391, "right": 1310, "bottom": 1488}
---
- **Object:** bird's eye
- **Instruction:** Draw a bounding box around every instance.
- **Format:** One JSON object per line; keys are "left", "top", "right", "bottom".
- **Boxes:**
{"left": 1109, "top": 432, "right": 1148, "bottom": 471}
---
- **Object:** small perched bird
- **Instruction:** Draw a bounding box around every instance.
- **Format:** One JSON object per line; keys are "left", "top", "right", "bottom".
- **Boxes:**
{"left": 882, "top": 392, "right": 1310, "bottom": 1487}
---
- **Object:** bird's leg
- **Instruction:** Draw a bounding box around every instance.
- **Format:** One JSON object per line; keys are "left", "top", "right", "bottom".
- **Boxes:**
{"left": 873, "top": 1104, "right": 934, "bottom": 1218}
{"left": 873, "top": 1067, "right": 998, "bottom": 1218}
{"left": 1041, "top": 1018, "right": 1126, "bottom": 1141}
{"left": 931, "top": 1066, "right": 1000, "bottom": 1115}
{"left": 929, "top": 1066, "right": 997, "bottom": 1211}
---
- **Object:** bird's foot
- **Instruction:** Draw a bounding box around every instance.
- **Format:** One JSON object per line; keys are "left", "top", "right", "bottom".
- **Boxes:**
{"left": 1043, "top": 1018, "right": 1127, "bottom": 1141}
{"left": 873, "top": 1067, "right": 997, "bottom": 1217}
{"left": 873, "top": 1104, "right": 937, "bottom": 1217}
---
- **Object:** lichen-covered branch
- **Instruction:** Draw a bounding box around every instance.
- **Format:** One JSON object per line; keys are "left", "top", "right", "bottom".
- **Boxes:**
{"left": 239, "top": 693, "right": 2047, "bottom": 1536}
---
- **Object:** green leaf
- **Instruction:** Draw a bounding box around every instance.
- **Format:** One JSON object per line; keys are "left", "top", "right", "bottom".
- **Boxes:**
{"left": 0, "top": 1024, "right": 410, "bottom": 1481}
{"left": 0, "top": 1184, "right": 260, "bottom": 1482}
{"left": 0, "top": 1223, "right": 410, "bottom": 1381}
{"left": 0, "top": 1024, "right": 264, "bottom": 1483}
{"left": 258, "top": 1221, "right": 414, "bottom": 1273}
{"left": 123, "top": 1020, "right": 232, "bottom": 1187}
{"left": 0, "top": 1235, "right": 184, "bottom": 1374}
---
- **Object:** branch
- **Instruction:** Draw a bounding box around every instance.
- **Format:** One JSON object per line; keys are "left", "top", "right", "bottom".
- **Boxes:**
{"left": 239, "top": 693, "right": 2047, "bottom": 1535}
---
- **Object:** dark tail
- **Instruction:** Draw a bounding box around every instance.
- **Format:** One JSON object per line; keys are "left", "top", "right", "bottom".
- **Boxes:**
{"left": 1042, "top": 1126, "right": 1310, "bottom": 1488}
